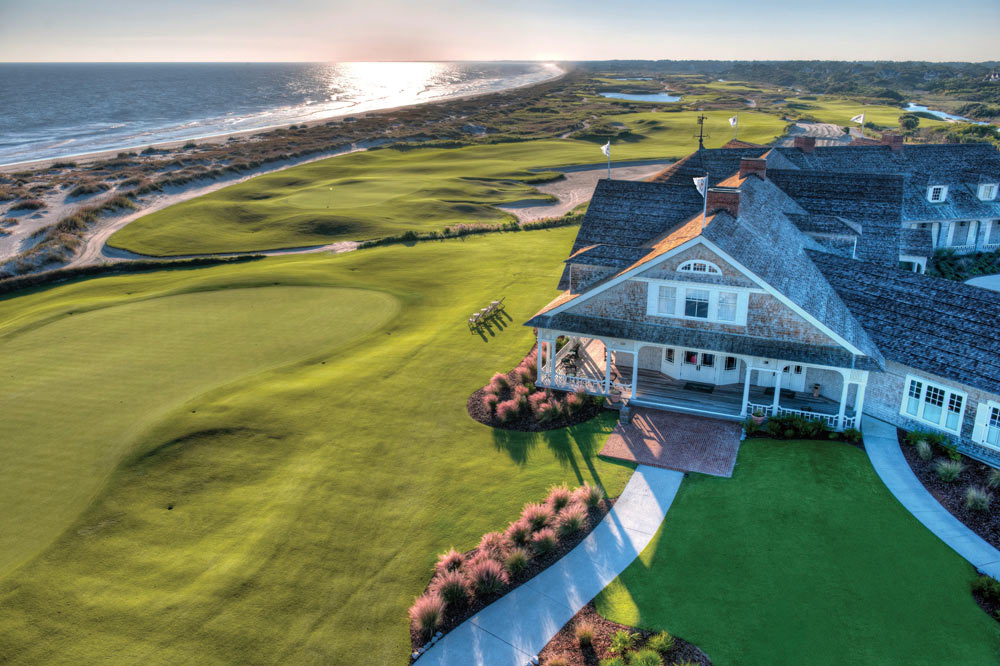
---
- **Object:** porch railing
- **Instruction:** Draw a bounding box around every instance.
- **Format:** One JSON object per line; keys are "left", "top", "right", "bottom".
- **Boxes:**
{"left": 745, "top": 401, "right": 854, "bottom": 431}
{"left": 538, "top": 372, "right": 633, "bottom": 399}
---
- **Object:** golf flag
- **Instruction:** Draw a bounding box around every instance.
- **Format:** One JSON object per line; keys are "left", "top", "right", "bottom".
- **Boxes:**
{"left": 729, "top": 115, "right": 738, "bottom": 128}
{"left": 693, "top": 176, "right": 707, "bottom": 196}
{"left": 850, "top": 113, "right": 865, "bottom": 124}
{"left": 600, "top": 141, "right": 611, "bottom": 157}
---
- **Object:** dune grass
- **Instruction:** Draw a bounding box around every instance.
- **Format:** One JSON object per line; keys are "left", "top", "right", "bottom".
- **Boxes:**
{"left": 596, "top": 439, "right": 1000, "bottom": 665}
{"left": 107, "top": 110, "right": 786, "bottom": 257}
{"left": 0, "top": 227, "right": 635, "bottom": 665}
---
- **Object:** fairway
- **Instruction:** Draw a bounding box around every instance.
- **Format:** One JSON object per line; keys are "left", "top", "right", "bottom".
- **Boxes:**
{"left": 107, "top": 110, "right": 786, "bottom": 256}
{"left": 595, "top": 439, "right": 1000, "bottom": 665}
{"left": 0, "top": 228, "right": 635, "bottom": 665}
{"left": 783, "top": 95, "right": 946, "bottom": 129}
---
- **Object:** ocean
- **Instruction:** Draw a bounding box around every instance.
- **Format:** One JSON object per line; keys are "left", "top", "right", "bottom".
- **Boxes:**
{"left": 0, "top": 61, "right": 561, "bottom": 166}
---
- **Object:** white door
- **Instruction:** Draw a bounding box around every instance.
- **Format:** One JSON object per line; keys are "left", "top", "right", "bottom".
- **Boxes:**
{"left": 718, "top": 356, "right": 741, "bottom": 386}
{"left": 661, "top": 347, "right": 680, "bottom": 380}
{"left": 678, "top": 350, "right": 719, "bottom": 383}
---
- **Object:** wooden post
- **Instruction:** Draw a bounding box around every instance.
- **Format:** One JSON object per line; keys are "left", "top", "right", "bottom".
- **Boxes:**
{"left": 631, "top": 351, "right": 640, "bottom": 400}
{"left": 741, "top": 366, "right": 753, "bottom": 416}
{"left": 836, "top": 373, "right": 850, "bottom": 431}
{"left": 604, "top": 345, "right": 612, "bottom": 395}
{"left": 771, "top": 367, "right": 783, "bottom": 415}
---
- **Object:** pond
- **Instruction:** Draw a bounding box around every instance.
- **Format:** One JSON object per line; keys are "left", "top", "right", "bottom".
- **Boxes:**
{"left": 903, "top": 102, "right": 990, "bottom": 125}
{"left": 611, "top": 77, "right": 652, "bottom": 81}
{"left": 600, "top": 91, "right": 681, "bottom": 103}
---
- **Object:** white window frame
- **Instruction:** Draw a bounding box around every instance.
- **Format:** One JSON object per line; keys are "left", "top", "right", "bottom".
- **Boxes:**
{"left": 973, "top": 400, "right": 1000, "bottom": 451}
{"left": 677, "top": 260, "right": 722, "bottom": 275}
{"left": 978, "top": 183, "right": 998, "bottom": 201}
{"left": 684, "top": 288, "right": 711, "bottom": 319}
{"left": 927, "top": 185, "right": 948, "bottom": 203}
{"left": 899, "top": 374, "right": 966, "bottom": 435}
{"left": 645, "top": 280, "right": 750, "bottom": 325}
{"left": 656, "top": 285, "right": 677, "bottom": 316}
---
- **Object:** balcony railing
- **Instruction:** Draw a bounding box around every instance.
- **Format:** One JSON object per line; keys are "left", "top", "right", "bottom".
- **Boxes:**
{"left": 745, "top": 401, "right": 855, "bottom": 431}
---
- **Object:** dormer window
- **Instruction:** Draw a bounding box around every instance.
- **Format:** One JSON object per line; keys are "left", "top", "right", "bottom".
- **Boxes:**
{"left": 677, "top": 260, "right": 722, "bottom": 275}
{"left": 979, "top": 183, "right": 998, "bottom": 201}
{"left": 927, "top": 185, "right": 948, "bottom": 203}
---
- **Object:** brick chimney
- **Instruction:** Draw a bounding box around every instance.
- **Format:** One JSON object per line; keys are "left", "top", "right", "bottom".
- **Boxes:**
{"left": 739, "top": 157, "right": 767, "bottom": 180}
{"left": 881, "top": 132, "right": 904, "bottom": 152}
{"left": 706, "top": 187, "right": 740, "bottom": 218}
{"left": 794, "top": 136, "right": 816, "bottom": 153}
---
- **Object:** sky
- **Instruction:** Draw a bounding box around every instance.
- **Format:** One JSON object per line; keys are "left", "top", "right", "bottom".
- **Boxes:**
{"left": 1, "top": 0, "right": 998, "bottom": 62}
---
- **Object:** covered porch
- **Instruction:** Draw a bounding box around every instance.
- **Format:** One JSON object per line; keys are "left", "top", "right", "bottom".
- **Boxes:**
{"left": 536, "top": 331, "right": 867, "bottom": 431}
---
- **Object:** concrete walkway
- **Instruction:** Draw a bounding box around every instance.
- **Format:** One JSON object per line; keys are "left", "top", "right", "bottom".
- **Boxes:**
{"left": 863, "top": 416, "right": 1000, "bottom": 579}
{"left": 417, "top": 465, "right": 684, "bottom": 665}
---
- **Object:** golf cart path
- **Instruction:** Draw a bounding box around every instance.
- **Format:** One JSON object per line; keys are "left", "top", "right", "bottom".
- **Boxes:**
{"left": 416, "top": 465, "right": 684, "bottom": 666}
{"left": 863, "top": 416, "right": 1000, "bottom": 580}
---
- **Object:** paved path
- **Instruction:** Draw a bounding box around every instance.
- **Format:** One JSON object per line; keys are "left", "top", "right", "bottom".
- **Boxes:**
{"left": 967, "top": 274, "right": 1000, "bottom": 292}
{"left": 862, "top": 416, "right": 1000, "bottom": 579}
{"left": 417, "top": 465, "right": 684, "bottom": 665}
{"left": 600, "top": 408, "right": 743, "bottom": 478}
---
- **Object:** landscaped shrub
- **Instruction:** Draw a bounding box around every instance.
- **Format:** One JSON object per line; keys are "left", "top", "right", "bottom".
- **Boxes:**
{"left": 435, "top": 548, "right": 463, "bottom": 574}
{"left": 546, "top": 656, "right": 569, "bottom": 666}
{"left": 490, "top": 372, "right": 509, "bottom": 392}
{"left": 575, "top": 482, "right": 604, "bottom": 508}
{"left": 505, "top": 518, "right": 532, "bottom": 547}
{"left": 989, "top": 468, "right": 1000, "bottom": 489}
{"left": 537, "top": 401, "right": 561, "bottom": 423}
{"left": 935, "top": 459, "right": 965, "bottom": 482}
{"left": 646, "top": 630, "right": 675, "bottom": 654}
{"left": 575, "top": 621, "right": 594, "bottom": 647}
{"left": 972, "top": 574, "right": 1000, "bottom": 602}
{"left": 599, "top": 658, "right": 626, "bottom": 666}
{"left": 529, "top": 390, "right": 549, "bottom": 415}
{"left": 409, "top": 591, "right": 445, "bottom": 638}
{"left": 565, "top": 390, "right": 584, "bottom": 415}
{"left": 478, "top": 531, "right": 505, "bottom": 559}
{"left": 531, "top": 527, "right": 558, "bottom": 555}
{"left": 496, "top": 399, "right": 519, "bottom": 422}
{"left": 516, "top": 364, "right": 535, "bottom": 385}
{"left": 503, "top": 547, "right": 529, "bottom": 577}
{"left": 546, "top": 484, "right": 573, "bottom": 512}
{"left": 522, "top": 503, "right": 553, "bottom": 531}
{"left": 765, "top": 418, "right": 785, "bottom": 438}
{"left": 940, "top": 441, "right": 962, "bottom": 462}
{"left": 482, "top": 393, "right": 499, "bottom": 413}
{"left": 609, "top": 629, "right": 640, "bottom": 655}
{"left": 843, "top": 427, "right": 862, "bottom": 444}
{"left": 627, "top": 648, "right": 663, "bottom": 666}
{"left": 556, "top": 503, "right": 587, "bottom": 537}
{"left": 916, "top": 439, "right": 933, "bottom": 461}
{"left": 965, "top": 486, "right": 993, "bottom": 512}
{"left": 466, "top": 555, "right": 509, "bottom": 596}
{"left": 432, "top": 569, "right": 470, "bottom": 606}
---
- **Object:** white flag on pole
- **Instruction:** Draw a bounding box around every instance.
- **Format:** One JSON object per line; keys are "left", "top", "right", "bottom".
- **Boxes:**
{"left": 693, "top": 176, "right": 707, "bottom": 196}
{"left": 729, "top": 115, "right": 738, "bottom": 128}
{"left": 600, "top": 141, "right": 611, "bottom": 157}
{"left": 850, "top": 114, "right": 865, "bottom": 124}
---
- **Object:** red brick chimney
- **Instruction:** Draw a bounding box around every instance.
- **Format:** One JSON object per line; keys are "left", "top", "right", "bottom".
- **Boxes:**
{"left": 881, "top": 132, "right": 904, "bottom": 152}
{"left": 706, "top": 187, "right": 740, "bottom": 218}
{"left": 739, "top": 157, "right": 767, "bottom": 180}
{"left": 794, "top": 136, "right": 816, "bottom": 153}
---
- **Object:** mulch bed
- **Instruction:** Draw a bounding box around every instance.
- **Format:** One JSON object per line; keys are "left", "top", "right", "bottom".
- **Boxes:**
{"left": 972, "top": 585, "right": 1000, "bottom": 623}
{"left": 538, "top": 601, "right": 713, "bottom": 666}
{"left": 896, "top": 428, "right": 1000, "bottom": 548}
{"left": 409, "top": 499, "right": 615, "bottom": 654}
{"left": 466, "top": 345, "right": 606, "bottom": 432}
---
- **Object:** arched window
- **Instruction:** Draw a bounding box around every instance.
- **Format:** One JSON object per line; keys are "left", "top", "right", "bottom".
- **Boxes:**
{"left": 677, "top": 260, "right": 722, "bottom": 275}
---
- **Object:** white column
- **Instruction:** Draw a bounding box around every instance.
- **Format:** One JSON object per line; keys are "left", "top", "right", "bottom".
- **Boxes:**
{"left": 741, "top": 365, "right": 752, "bottom": 416}
{"left": 853, "top": 382, "right": 867, "bottom": 425}
{"left": 604, "top": 345, "right": 612, "bottom": 395}
{"left": 631, "top": 351, "right": 639, "bottom": 400}
{"left": 771, "top": 367, "right": 783, "bottom": 414}
{"left": 836, "top": 372, "right": 850, "bottom": 431}
{"left": 548, "top": 339, "right": 556, "bottom": 387}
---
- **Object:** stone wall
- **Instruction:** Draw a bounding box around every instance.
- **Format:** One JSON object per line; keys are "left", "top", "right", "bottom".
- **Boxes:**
{"left": 864, "top": 360, "right": 1000, "bottom": 466}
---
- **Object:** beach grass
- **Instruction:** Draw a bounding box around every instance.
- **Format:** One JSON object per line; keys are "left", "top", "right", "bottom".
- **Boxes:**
{"left": 107, "top": 110, "right": 786, "bottom": 257}
{"left": 595, "top": 438, "right": 1000, "bottom": 665}
{"left": 0, "top": 227, "right": 635, "bottom": 664}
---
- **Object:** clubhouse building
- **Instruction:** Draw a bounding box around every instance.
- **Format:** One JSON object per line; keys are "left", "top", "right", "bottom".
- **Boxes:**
{"left": 525, "top": 137, "right": 1000, "bottom": 467}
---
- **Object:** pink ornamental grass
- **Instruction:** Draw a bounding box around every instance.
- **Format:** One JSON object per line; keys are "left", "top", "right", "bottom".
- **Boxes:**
{"left": 435, "top": 547, "right": 463, "bottom": 574}
{"left": 521, "top": 502, "right": 552, "bottom": 531}
{"left": 556, "top": 502, "right": 588, "bottom": 537}
{"left": 531, "top": 527, "right": 558, "bottom": 555}
{"left": 466, "top": 555, "right": 510, "bottom": 596}
{"left": 431, "top": 568, "right": 470, "bottom": 606}
{"left": 528, "top": 390, "right": 549, "bottom": 414}
{"left": 505, "top": 518, "right": 532, "bottom": 547}
{"left": 490, "top": 372, "right": 509, "bottom": 391}
{"left": 483, "top": 393, "right": 499, "bottom": 412}
{"left": 546, "top": 484, "right": 573, "bottom": 512}
{"left": 574, "top": 482, "right": 604, "bottom": 508}
{"left": 516, "top": 364, "right": 535, "bottom": 385}
{"left": 566, "top": 390, "right": 584, "bottom": 414}
{"left": 478, "top": 531, "right": 506, "bottom": 559}
{"left": 537, "top": 401, "right": 561, "bottom": 423}
{"left": 496, "top": 399, "right": 520, "bottom": 422}
{"left": 409, "top": 591, "right": 445, "bottom": 637}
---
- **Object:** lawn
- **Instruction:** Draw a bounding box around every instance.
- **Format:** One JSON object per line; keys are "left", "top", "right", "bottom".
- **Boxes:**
{"left": 107, "top": 110, "right": 786, "bottom": 257}
{"left": 596, "top": 439, "right": 1000, "bottom": 665}
{"left": 783, "top": 95, "right": 946, "bottom": 130}
{"left": 0, "top": 227, "right": 635, "bottom": 665}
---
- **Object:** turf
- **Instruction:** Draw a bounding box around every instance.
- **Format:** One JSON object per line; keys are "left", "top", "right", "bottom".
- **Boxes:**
{"left": 0, "top": 227, "right": 635, "bottom": 665}
{"left": 595, "top": 439, "right": 1000, "bottom": 665}
{"left": 783, "top": 95, "right": 947, "bottom": 130}
{"left": 107, "top": 110, "right": 786, "bottom": 257}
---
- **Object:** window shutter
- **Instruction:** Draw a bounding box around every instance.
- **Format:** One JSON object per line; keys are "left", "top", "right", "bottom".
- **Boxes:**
{"left": 972, "top": 403, "right": 990, "bottom": 444}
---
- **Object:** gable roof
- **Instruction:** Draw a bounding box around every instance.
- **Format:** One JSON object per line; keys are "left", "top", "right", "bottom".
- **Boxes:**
{"left": 810, "top": 251, "right": 1000, "bottom": 395}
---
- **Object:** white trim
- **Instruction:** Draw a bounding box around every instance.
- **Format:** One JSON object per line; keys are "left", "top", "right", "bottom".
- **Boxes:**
{"left": 899, "top": 374, "right": 967, "bottom": 436}
{"left": 927, "top": 185, "right": 948, "bottom": 203}
{"left": 677, "top": 259, "right": 722, "bottom": 275}
{"left": 699, "top": 238, "right": 868, "bottom": 357}
{"left": 978, "top": 183, "right": 998, "bottom": 202}
{"left": 645, "top": 279, "right": 748, "bottom": 325}
{"left": 973, "top": 400, "right": 1000, "bottom": 451}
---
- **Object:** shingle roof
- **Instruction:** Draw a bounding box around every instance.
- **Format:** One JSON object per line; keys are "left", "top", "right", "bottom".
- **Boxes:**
{"left": 774, "top": 143, "right": 1000, "bottom": 222}
{"left": 900, "top": 228, "right": 934, "bottom": 257}
{"left": 785, "top": 213, "right": 858, "bottom": 236}
{"left": 810, "top": 251, "right": 1000, "bottom": 395}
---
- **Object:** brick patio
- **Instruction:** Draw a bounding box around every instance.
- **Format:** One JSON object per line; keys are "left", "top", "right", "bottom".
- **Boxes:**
{"left": 599, "top": 407, "right": 743, "bottom": 477}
